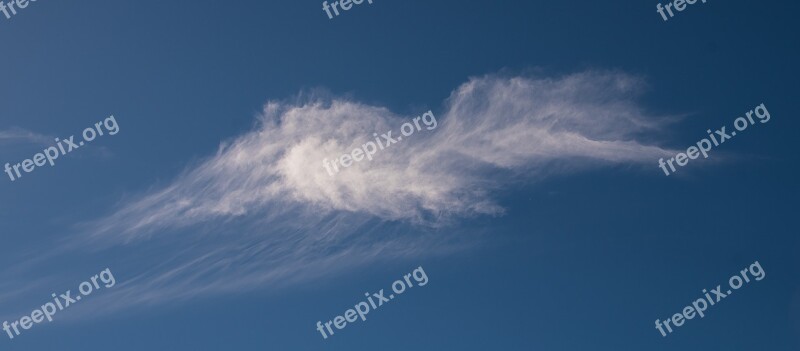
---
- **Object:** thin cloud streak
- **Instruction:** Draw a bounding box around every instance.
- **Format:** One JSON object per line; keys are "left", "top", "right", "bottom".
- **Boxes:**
{"left": 0, "top": 127, "right": 52, "bottom": 145}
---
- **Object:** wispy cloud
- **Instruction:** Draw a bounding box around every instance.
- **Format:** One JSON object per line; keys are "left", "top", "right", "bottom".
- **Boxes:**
{"left": 5, "top": 71, "right": 675, "bottom": 316}
{"left": 0, "top": 127, "right": 51, "bottom": 145}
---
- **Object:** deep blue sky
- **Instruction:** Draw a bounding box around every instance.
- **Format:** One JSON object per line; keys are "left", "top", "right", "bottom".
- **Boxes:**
{"left": 0, "top": 0, "right": 798, "bottom": 350}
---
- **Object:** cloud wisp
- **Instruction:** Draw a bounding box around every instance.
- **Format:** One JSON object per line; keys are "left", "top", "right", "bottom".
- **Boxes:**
{"left": 0, "top": 128, "right": 52, "bottom": 146}
{"left": 9, "top": 71, "right": 675, "bottom": 316}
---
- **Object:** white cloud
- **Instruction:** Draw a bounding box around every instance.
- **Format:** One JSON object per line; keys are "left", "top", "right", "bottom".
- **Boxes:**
{"left": 0, "top": 127, "right": 51, "bottom": 145}
{"left": 10, "top": 71, "right": 676, "bottom": 315}
{"left": 88, "top": 72, "right": 671, "bottom": 240}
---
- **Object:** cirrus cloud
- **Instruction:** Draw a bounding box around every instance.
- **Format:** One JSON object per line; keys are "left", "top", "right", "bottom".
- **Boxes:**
{"left": 5, "top": 71, "right": 676, "bottom": 316}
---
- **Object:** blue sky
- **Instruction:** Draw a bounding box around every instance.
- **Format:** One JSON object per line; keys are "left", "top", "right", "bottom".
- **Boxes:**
{"left": 0, "top": 0, "right": 798, "bottom": 350}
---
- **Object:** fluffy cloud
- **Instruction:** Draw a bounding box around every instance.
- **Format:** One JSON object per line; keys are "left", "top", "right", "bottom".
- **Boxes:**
{"left": 89, "top": 72, "right": 670, "bottom": 240}
{"left": 23, "top": 71, "right": 674, "bottom": 313}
